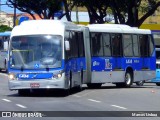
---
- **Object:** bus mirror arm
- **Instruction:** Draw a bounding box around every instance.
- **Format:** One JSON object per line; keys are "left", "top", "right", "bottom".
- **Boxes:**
{"left": 65, "top": 41, "right": 70, "bottom": 51}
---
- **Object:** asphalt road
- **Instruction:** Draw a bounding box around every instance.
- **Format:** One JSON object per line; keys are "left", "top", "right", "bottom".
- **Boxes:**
{"left": 0, "top": 72, "right": 160, "bottom": 120}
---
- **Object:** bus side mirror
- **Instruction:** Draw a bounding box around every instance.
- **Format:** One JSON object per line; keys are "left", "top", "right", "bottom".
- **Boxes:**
{"left": 65, "top": 41, "right": 70, "bottom": 51}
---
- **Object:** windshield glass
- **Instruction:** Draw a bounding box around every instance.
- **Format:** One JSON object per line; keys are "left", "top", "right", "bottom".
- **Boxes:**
{"left": 156, "top": 50, "right": 160, "bottom": 59}
{"left": 0, "top": 36, "right": 9, "bottom": 50}
{"left": 10, "top": 35, "right": 62, "bottom": 69}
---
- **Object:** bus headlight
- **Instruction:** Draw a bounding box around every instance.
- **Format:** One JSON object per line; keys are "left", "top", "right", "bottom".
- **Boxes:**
{"left": 9, "top": 73, "right": 16, "bottom": 80}
{"left": 57, "top": 73, "right": 62, "bottom": 78}
{"left": 53, "top": 73, "right": 62, "bottom": 79}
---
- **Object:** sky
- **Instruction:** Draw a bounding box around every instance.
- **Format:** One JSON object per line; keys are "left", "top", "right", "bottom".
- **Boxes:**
{"left": 1, "top": 0, "right": 21, "bottom": 13}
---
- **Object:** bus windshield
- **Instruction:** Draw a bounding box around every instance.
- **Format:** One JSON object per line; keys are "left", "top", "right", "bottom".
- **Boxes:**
{"left": 156, "top": 50, "right": 160, "bottom": 59}
{"left": 9, "top": 35, "right": 62, "bottom": 69}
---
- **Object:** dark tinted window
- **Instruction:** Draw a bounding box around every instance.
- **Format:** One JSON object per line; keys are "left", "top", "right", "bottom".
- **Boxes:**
{"left": 111, "top": 34, "right": 122, "bottom": 57}
{"left": 65, "top": 31, "right": 80, "bottom": 59}
{"left": 103, "top": 33, "right": 111, "bottom": 56}
{"left": 156, "top": 50, "right": 160, "bottom": 59}
{"left": 139, "top": 35, "right": 149, "bottom": 57}
{"left": 77, "top": 32, "right": 85, "bottom": 57}
{"left": 156, "top": 63, "right": 160, "bottom": 69}
{"left": 123, "top": 34, "right": 133, "bottom": 57}
{"left": 90, "top": 33, "right": 111, "bottom": 57}
{"left": 91, "top": 33, "right": 103, "bottom": 56}
{"left": 132, "top": 35, "right": 139, "bottom": 57}
{"left": 149, "top": 35, "right": 154, "bottom": 56}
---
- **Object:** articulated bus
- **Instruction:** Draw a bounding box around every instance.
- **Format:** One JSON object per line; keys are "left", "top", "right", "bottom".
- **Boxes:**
{"left": 8, "top": 20, "right": 156, "bottom": 95}
{"left": 86, "top": 24, "right": 156, "bottom": 88}
{"left": 8, "top": 20, "right": 90, "bottom": 95}
{"left": 0, "top": 31, "right": 11, "bottom": 72}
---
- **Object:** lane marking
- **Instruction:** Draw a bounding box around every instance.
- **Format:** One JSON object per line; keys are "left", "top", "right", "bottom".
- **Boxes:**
{"left": 16, "top": 104, "right": 27, "bottom": 108}
{"left": 111, "top": 105, "right": 127, "bottom": 110}
{"left": 81, "top": 91, "right": 96, "bottom": 97}
{"left": 2, "top": 99, "right": 11, "bottom": 102}
{"left": 88, "top": 99, "right": 101, "bottom": 103}
{"left": 73, "top": 95, "right": 81, "bottom": 98}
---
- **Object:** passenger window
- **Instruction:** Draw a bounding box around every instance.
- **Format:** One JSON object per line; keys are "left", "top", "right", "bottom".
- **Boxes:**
{"left": 103, "top": 33, "right": 111, "bottom": 56}
{"left": 91, "top": 33, "right": 103, "bottom": 56}
{"left": 139, "top": 35, "right": 149, "bottom": 57}
{"left": 111, "top": 34, "right": 122, "bottom": 57}
{"left": 132, "top": 35, "right": 139, "bottom": 57}
{"left": 123, "top": 34, "right": 133, "bottom": 57}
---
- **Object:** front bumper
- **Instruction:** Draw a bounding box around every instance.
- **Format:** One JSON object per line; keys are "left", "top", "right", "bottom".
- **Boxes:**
{"left": 8, "top": 73, "right": 68, "bottom": 90}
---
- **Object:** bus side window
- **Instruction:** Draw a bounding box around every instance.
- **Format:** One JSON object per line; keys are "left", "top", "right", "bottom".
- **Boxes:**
{"left": 139, "top": 35, "right": 149, "bottom": 57}
{"left": 77, "top": 32, "right": 85, "bottom": 57}
{"left": 123, "top": 34, "right": 133, "bottom": 57}
{"left": 149, "top": 35, "right": 154, "bottom": 56}
{"left": 0, "top": 41, "right": 3, "bottom": 50}
{"left": 65, "top": 31, "right": 78, "bottom": 59}
{"left": 111, "top": 34, "right": 122, "bottom": 57}
{"left": 132, "top": 35, "right": 139, "bottom": 57}
{"left": 71, "top": 31, "right": 78, "bottom": 58}
{"left": 103, "top": 33, "right": 111, "bottom": 56}
{"left": 91, "top": 33, "right": 103, "bottom": 56}
{"left": 64, "top": 31, "right": 70, "bottom": 60}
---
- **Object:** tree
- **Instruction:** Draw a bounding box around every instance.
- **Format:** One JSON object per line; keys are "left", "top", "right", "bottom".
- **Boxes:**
{"left": 138, "top": 0, "right": 160, "bottom": 27}
{"left": 72, "top": 0, "right": 160, "bottom": 27}
{"left": 110, "top": 0, "right": 160, "bottom": 27}
{"left": 6, "top": 0, "right": 62, "bottom": 19}
{"left": 73, "top": 0, "right": 110, "bottom": 24}
{"left": 60, "top": 0, "right": 75, "bottom": 21}
{"left": 0, "top": 25, "right": 12, "bottom": 32}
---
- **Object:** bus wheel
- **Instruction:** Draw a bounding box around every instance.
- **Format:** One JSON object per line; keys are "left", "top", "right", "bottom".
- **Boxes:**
{"left": 4, "top": 60, "right": 8, "bottom": 73}
{"left": 87, "top": 83, "right": 102, "bottom": 89}
{"left": 18, "top": 89, "right": 30, "bottom": 96}
{"left": 64, "top": 71, "right": 72, "bottom": 96}
{"left": 136, "top": 80, "right": 145, "bottom": 86}
{"left": 124, "top": 71, "right": 133, "bottom": 87}
{"left": 156, "top": 83, "right": 160, "bottom": 86}
{"left": 77, "top": 70, "right": 83, "bottom": 91}
{"left": 69, "top": 71, "right": 72, "bottom": 89}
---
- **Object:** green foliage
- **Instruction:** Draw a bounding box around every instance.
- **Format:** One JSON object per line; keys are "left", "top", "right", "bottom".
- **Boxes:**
{"left": 6, "top": 0, "right": 160, "bottom": 26}
{"left": 0, "top": 25, "right": 12, "bottom": 32}
{"left": 7, "top": 0, "right": 62, "bottom": 19}
{"left": 72, "top": 0, "right": 160, "bottom": 27}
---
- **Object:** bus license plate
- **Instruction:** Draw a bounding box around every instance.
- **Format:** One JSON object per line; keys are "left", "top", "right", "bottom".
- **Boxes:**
{"left": 30, "top": 83, "right": 40, "bottom": 88}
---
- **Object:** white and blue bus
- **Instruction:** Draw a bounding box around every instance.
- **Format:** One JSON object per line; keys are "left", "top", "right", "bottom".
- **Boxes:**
{"left": 8, "top": 20, "right": 156, "bottom": 95}
{"left": 86, "top": 24, "right": 156, "bottom": 88}
{"left": 0, "top": 31, "right": 11, "bottom": 72}
{"left": 8, "top": 20, "right": 90, "bottom": 95}
{"left": 151, "top": 48, "right": 160, "bottom": 86}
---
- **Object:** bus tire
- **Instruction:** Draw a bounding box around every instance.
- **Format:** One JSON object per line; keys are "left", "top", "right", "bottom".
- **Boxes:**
{"left": 87, "top": 83, "right": 102, "bottom": 89}
{"left": 78, "top": 70, "right": 83, "bottom": 91}
{"left": 69, "top": 71, "right": 72, "bottom": 89}
{"left": 4, "top": 59, "right": 8, "bottom": 73}
{"left": 156, "top": 83, "right": 160, "bottom": 86}
{"left": 136, "top": 80, "right": 145, "bottom": 86}
{"left": 124, "top": 71, "right": 133, "bottom": 87}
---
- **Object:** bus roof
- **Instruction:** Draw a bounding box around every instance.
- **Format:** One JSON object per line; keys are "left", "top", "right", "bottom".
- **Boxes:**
{"left": 11, "top": 20, "right": 82, "bottom": 37}
{"left": 87, "top": 24, "right": 151, "bottom": 34}
{"left": 0, "top": 31, "right": 11, "bottom": 36}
